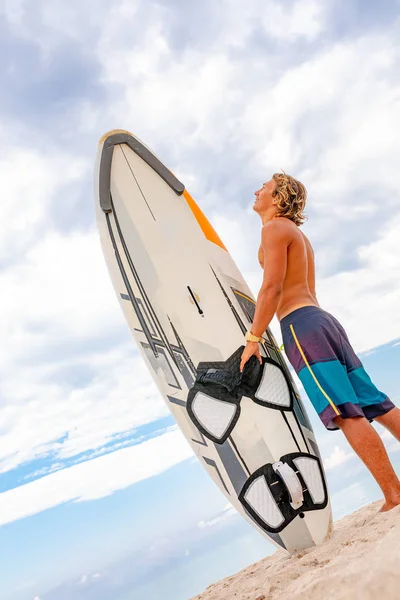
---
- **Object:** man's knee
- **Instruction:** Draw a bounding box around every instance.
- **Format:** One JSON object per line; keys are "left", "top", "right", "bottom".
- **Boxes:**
{"left": 375, "top": 407, "right": 400, "bottom": 424}
{"left": 333, "top": 415, "right": 365, "bottom": 430}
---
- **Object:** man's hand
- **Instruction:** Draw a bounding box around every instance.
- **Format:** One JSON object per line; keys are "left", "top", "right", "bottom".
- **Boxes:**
{"left": 240, "top": 341, "right": 262, "bottom": 372}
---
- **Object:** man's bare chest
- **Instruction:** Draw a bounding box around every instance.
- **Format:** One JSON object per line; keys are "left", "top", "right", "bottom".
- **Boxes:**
{"left": 258, "top": 245, "right": 264, "bottom": 269}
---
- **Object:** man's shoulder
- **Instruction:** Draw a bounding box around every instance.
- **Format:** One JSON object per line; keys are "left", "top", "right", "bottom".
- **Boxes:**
{"left": 262, "top": 218, "right": 297, "bottom": 239}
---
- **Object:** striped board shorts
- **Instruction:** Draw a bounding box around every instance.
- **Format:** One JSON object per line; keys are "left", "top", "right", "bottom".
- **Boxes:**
{"left": 280, "top": 306, "right": 395, "bottom": 431}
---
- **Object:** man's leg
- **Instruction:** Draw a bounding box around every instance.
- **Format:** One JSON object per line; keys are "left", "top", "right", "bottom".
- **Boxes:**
{"left": 375, "top": 407, "right": 400, "bottom": 442}
{"left": 334, "top": 415, "right": 400, "bottom": 511}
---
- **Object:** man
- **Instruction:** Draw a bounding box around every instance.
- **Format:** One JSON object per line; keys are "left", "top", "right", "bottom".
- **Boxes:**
{"left": 240, "top": 172, "right": 400, "bottom": 511}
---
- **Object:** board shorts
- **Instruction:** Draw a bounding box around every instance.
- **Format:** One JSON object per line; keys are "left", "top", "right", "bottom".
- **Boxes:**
{"left": 280, "top": 306, "right": 395, "bottom": 431}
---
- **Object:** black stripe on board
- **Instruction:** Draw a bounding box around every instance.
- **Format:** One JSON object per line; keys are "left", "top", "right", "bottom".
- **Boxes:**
{"left": 98, "top": 131, "right": 184, "bottom": 213}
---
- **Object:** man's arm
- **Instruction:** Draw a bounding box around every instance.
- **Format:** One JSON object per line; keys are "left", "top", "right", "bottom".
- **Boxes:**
{"left": 250, "top": 220, "right": 292, "bottom": 337}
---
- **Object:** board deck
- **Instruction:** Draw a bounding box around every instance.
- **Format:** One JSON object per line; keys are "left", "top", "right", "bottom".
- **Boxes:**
{"left": 94, "top": 130, "right": 332, "bottom": 553}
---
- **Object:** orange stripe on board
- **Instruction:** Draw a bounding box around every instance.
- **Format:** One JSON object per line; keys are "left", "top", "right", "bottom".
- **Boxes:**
{"left": 183, "top": 189, "right": 227, "bottom": 251}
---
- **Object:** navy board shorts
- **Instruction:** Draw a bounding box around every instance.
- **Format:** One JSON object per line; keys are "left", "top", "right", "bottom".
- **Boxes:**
{"left": 280, "top": 306, "right": 395, "bottom": 431}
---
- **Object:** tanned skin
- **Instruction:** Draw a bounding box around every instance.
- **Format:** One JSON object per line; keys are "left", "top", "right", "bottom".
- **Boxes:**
{"left": 240, "top": 177, "right": 400, "bottom": 512}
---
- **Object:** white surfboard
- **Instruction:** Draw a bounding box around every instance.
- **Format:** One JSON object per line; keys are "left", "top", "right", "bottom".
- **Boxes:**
{"left": 94, "top": 130, "right": 332, "bottom": 553}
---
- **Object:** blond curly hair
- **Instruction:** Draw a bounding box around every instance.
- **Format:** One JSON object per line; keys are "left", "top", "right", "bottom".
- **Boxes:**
{"left": 272, "top": 172, "right": 307, "bottom": 226}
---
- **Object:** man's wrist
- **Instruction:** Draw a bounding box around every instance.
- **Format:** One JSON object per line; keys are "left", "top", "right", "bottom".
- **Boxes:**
{"left": 245, "top": 331, "right": 265, "bottom": 344}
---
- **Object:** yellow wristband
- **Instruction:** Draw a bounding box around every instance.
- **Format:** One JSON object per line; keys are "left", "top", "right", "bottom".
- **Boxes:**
{"left": 245, "top": 331, "right": 265, "bottom": 344}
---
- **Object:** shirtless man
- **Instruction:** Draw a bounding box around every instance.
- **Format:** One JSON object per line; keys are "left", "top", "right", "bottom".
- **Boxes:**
{"left": 239, "top": 172, "right": 400, "bottom": 511}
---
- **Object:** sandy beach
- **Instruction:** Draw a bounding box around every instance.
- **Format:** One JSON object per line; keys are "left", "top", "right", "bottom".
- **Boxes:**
{"left": 191, "top": 502, "right": 400, "bottom": 600}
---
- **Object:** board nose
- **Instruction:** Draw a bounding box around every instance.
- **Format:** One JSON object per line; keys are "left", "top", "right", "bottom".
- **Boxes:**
{"left": 98, "top": 129, "right": 134, "bottom": 144}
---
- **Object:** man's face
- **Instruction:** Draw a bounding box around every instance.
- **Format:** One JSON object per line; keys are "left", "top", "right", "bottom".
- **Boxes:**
{"left": 253, "top": 178, "right": 276, "bottom": 213}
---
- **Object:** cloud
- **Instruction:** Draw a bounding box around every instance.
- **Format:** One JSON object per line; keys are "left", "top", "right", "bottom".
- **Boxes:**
{"left": 0, "top": 210, "right": 171, "bottom": 474}
{"left": 1, "top": 0, "right": 109, "bottom": 136}
{"left": 325, "top": 445, "right": 354, "bottom": 471}
{"left": 261, "top": 0, "right": 325, "bottom": 41}
{"left": 0, "top": 428, "right": 192, "bottom": 526}
{"left": 360, "top": 349, "right": 376, "bottom": 358}
{"left": 0, "top": 323, "right": 170, "bottom": 475}
{"left": 0, "top": 145, "right": 88, "bottom": 263}
{"left": 381, "top": 429, "right": 400, "bottom": 454}
{"left": 316, "top": 213, "right": 400, "bottom": 352}
{"left": 198, "top": 504, "right": 238, "bottom": 529}
{"left": 78, "top": 572, "right": 101, "bottom": 584}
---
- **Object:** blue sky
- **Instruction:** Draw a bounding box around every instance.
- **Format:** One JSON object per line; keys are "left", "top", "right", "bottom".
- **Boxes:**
{"left": 1, "top": 1, "right": 400, "bottom": 599}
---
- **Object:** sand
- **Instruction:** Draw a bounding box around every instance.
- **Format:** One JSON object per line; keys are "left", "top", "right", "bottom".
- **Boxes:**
{"left": 191, "top": 502, "right": 400, "bottom": 600}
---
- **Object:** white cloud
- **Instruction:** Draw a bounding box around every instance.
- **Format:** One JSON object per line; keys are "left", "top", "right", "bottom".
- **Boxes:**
{"left": 317, "top": 213, "right": 400, "bottom": 352}
{"left": 261, "top": 0, "right": 324, "bottom": 41}
{"left": 0, "top": 219, "right": 172, "bottom": 473}
{"left": 360, "top": 349, "right": 376, "bottom": 358}
{"left": 0, "top": 228, "right": 120, "bottom": 363}
{"left": 381, "top": 429, "right": 400, "bottom": 454}
{"left": 0, "top": 334, "right": 170, "bottom": 474}
{"left": 198, "top": 504, "right": 237, "bottom": 529}
{"left": 78, "top": 572, "right": 101, "bottom": 584}
{"left": 2, "top": 0, "right": 114, "bottom": 50}
{"left": 324, "top": 445, "right": 354, "bottom": 471}
{"left": 0, "top": 428, "right": 192, "bottom": 526}
{"left": 0, "top": 146, "right": 87, "bottom": 262}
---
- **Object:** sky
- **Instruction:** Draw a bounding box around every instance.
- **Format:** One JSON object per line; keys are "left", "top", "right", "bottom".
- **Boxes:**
{"left": 1, "top": 0, "right": 400, "bottom": 599}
